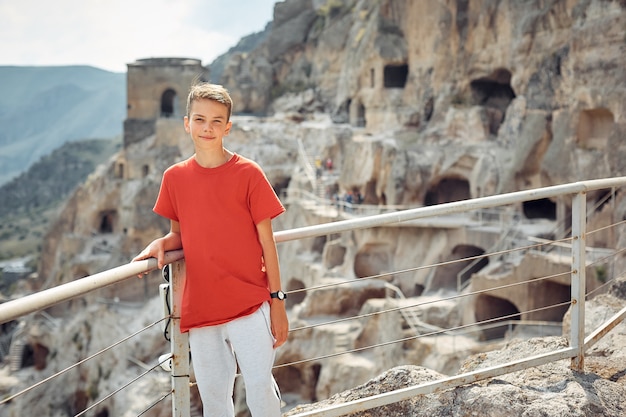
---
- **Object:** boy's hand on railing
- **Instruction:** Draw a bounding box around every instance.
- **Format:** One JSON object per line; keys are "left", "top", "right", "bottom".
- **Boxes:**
{"left": 132, "top": 238, "right": 166, "bottom": 278}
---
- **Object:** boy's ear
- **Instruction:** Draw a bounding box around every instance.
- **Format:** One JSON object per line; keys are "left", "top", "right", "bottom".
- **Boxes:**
{"left": 183, "top": 116, "right": 190, "bottom": 133}
{"left": 224, "top": 120, "right": 232, "bottom": 135}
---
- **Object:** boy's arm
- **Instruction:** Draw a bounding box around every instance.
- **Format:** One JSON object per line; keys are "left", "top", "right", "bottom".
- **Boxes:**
{"left": 133, "top": 220, "right": 182, "bottom": 270}
{"left": 256, "top": 217, "right": 289, "bottom": 348}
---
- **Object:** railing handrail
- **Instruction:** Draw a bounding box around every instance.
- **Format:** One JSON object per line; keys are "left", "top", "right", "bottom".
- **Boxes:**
{"left": 0, "top": 250, "right": 185, "bottom": 324}
{"left": 275, "top": 177, "right": 626, "bottom": 242}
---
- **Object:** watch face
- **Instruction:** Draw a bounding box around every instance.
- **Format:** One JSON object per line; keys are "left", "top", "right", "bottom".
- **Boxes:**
{"left": 272, "top": 290, "right": 286, "bottom": 300}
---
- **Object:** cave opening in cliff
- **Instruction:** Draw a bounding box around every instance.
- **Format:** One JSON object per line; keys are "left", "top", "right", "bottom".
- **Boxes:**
{"left": 324, "top": 242, "right": 346, "bottom": 269}
{"left": 354, "top": 243, "right": 391, "bottom": 279}
{"left": 274, "top": 366, "right": 304, "bottom": 402}
{"left": 286, "top": 278, "right": 306, "bottom": 308}
{"left": 273, "top": 176, "right": 292, "bottom": 198}
{"left": 160, "top": 88, "right": 178, "bottom": 118}
{"left": 576, "top": 107, "right": 614, "bottom": 150}
{"left": 20, "top": 342, "right": 34, "bottom": 368}
{"left": 475, "top": 294, "right": 520, "bottom": 340}
{"left": 98, "top": 210, "right": 117, "bottom": 234}
{"left": 424, "top": 177, "right": 470, "bottom": 206}
{"left": 384, "top": 64, "right": 408, "bottom": 88}
{"left": 274, "top": 363, "right": 321, "bottom": 403}
{"left": 523, "top": 198, "right": 556, "bottom": 220}
{"left": 428, "top": 244, "right": 488, "bottom": 290}
{"left": 335, "top": 99, "right": 350, "bottom": 124}
{"left": 455, "top": 244, "right": 488, "bottom": 285}
{"left": 528, "top": 280, "right": 571, "bottom": 322}
{"left": 312, "top": 235, "right": 327, "bottom": 254}
{"left": 470, "top": 68, "right": 516, "bottom": 134}
{"left": 356, "top": 102, "right": 366, "bottom": 127}
{"left": 94, "top": 409, "right": 109, "bottom": 417}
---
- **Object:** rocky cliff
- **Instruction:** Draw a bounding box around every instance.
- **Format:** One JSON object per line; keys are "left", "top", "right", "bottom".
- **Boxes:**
{"left": 223, "top": 0, "right": 625, "bottom": 197}
{"left": 1, "top": 0, "right": 625, "bottom": 416}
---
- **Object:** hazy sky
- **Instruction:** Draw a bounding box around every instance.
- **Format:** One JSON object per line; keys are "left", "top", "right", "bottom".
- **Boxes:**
{"left": 0, "top": 0, "right": 278, "bottom": 73}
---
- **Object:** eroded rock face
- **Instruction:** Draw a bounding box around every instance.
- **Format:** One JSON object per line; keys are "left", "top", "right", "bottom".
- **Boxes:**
{"left": 227, "top": 0, "right": 626, "bottom": 197}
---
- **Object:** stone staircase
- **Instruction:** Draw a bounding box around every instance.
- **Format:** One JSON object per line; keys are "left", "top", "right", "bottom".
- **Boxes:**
{"left": 9, "top": 339, "right": 24, "bottom": 372}
{"left": 385, "top": 283, "right": 448, "bottom": 336}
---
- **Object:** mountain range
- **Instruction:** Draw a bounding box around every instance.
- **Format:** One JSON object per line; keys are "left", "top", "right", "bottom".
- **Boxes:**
{"left": 0, "top": 66, "right": 126, "bottom": 186}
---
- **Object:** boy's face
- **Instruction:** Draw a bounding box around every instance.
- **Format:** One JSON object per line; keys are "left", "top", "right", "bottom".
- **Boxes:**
{"left": 184, "top": 98, "right": 232, "bottom": 151}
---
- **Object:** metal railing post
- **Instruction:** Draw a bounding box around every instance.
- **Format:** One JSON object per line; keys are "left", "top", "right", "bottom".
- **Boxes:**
{"left": 570, "top": 191, "right": 586, "bottom": 371}
{"left": 169, "top": 261, "right": 191, "bottom": 417}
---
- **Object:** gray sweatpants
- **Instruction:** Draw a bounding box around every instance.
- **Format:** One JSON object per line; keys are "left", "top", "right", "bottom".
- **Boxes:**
{"left": 189, "top": 302, "right": 282, "bottom": 417}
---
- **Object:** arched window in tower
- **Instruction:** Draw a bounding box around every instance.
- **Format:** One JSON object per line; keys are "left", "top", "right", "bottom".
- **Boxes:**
{"left": 116, "top": 162, "right": 125, "bottom": 179}
{"left": 161, "top": 89, "right": 178, "bottom": 118}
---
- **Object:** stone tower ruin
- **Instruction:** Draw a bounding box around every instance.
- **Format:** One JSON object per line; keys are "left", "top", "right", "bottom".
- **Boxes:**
{"left": 123, "top": 57, "right": 209, "bottom": 147}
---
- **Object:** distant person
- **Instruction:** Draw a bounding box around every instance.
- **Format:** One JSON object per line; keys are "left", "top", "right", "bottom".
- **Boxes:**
{"left": 325, "top": 157, "right": 333, "bottom": 171}
{"left": 315, "top": 157, "right": 323, "bottom": 178}
{"left": 355, "top": 190, "right": 363, "bottom": 204}
{"left": 133, "top": 83, "right": 288, "bottom": 417}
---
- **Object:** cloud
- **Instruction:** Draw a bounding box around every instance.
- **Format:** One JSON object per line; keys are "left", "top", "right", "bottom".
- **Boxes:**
{"left": 0, "top": 0, "right": 276, "bottom": 72}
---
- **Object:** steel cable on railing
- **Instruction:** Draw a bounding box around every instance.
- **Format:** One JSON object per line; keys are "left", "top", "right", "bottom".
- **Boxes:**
{"left": 274, "top": 301, "right": 573, "bottom": 369}
{"left": 586, "top": 218, "right": 626, "bottom": 236}
{"left": 585, "top": 247, "right": 626, "bottom": 299}
{"left": 285, "top": 218, "right": 626, "bottom": 334}
{"left": 287, "top": 235, "right": 573, "bottom": 297}
{"left": 586, "top": 275, "right": 623, "bottom": 299}
{"left": 136, "top": 390, "right": 173, "bottom": 417}
{"left": 583, "top": 220, "right": 626, "bottom": 298}
{"left": 0, "top": 316, "right": 168, "bottom": 405}
{"left": 73, "top": 354, "right": 173, "bottom": 417}
{"left": 288, "top": 268, "right": 573, "bottom": 334}
{"left": 584, "top": 245, "right": 626, "bottom": 270}
{"left": 275, "top": 219, "right": 626, "bottom": 371}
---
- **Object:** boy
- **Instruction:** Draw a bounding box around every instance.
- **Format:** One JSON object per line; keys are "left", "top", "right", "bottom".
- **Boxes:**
{"left": 133, "top": 83, "right": 288, "bottom": 417}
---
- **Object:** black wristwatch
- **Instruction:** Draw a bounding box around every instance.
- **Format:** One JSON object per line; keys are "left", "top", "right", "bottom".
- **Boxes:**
{"left": 270, "top": 290, "right": 287, "bottom": 300}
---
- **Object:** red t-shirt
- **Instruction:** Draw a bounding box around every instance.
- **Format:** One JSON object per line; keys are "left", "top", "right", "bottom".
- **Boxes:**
{"left": 154, "top": 154, "right": 285, "bottom": 332}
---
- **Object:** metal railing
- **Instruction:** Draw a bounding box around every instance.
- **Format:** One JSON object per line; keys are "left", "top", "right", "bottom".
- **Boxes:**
{"left": 1, "top": 178, "right": 626, "bottom": 416}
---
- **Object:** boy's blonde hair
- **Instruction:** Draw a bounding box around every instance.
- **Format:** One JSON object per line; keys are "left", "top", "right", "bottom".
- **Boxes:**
{"left": 186, "top": 83, "right": 233, "bottom": 120}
